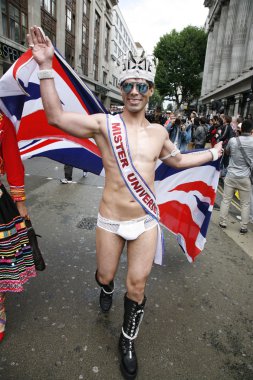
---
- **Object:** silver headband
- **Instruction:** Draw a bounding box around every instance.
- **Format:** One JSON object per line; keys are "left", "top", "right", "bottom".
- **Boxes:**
{"left": 119, "top": 51, "right": 156, "bottom": 85}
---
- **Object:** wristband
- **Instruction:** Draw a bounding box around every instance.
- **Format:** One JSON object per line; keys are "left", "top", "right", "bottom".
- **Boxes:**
{"left": 209, "top": 148, "right": 218, "bottom": 161}
{"left": 37, "top": 69, "right": 54, "bottom": 80}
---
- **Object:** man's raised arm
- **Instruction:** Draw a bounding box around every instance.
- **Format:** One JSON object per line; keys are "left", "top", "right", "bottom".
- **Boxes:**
{"left": 27, "top": 26, "right": 103, "bottom": 138}
{"left": 160, "top": 133, "right": 223, "bottom": 168}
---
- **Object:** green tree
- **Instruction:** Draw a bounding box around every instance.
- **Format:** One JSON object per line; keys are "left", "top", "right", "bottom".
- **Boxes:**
{"left": 148, "top": 88, "right": 163, "bottom": 110}
{"left": 154, "top": 26, "right": 207, "bottom": 110}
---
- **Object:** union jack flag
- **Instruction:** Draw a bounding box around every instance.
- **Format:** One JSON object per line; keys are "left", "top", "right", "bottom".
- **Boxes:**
{"left": 0, "top": 49, "right": 220, "bottom": 263}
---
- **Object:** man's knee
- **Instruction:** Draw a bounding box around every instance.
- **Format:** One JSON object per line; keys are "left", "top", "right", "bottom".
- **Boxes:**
{"left": 96, "top": 269, "right": 114, "bottom": 286}
{"left": 126, "top": 275, "right": 148, "bottom": 300}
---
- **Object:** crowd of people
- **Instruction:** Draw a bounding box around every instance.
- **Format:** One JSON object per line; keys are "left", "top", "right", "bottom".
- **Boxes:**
{"left": 156, "top": 109, "right": 253, "bottom": 234}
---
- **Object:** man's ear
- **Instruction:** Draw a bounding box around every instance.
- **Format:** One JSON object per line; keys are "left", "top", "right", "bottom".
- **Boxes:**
{"left": 149, "top": 86, "right": 154, "bottom": 96}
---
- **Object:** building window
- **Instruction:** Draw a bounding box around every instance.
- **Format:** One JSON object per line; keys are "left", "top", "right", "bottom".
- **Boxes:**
{"left": 41, "top": 0, "right": 56, "bottom": 44}
{"left": 65, "top": 0, "right": 76, "bottom": 67}
{"left": 114, "top": 41, "right": 117, "bottom": 54}
{"left": 112, "top": 75, "right": 117, "bottom": 87}
{"left": 93, "top": 11, "right": 100, "bottom": 81}
{"left": 1, "top": 0, "right": 28, "bottom": 45}
{"left": 41, "top": 0, "right": 56, "bottom": 17}
{"left": 66, "top": 8, "right": 72, "bottom": 32}
{"left": 103, "top": 71, "right": 107, "bottom": 86}
{"left": 81, "top": 0, "right": 90, "bottom": 76}
{"left": 83, "top": 0, "right": 87, "bottom": 15}
{"left": 66, "top": 1, "right": 75, "bottom": 33}
{"left": 104, "top": 24, "right": 110, "bottom": 61}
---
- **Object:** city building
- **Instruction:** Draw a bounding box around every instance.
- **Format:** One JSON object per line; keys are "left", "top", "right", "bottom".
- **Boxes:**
{"left": 109, "top": 4, "right": 138, "bottom": 109}
{"left": 0, "top": 0, "right": 139, "bottom": 109}
{"left": 200, "top": 0, "right": 253, "bottom": 117}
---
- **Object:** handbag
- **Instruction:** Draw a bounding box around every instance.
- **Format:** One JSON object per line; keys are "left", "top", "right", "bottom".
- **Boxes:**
{"left": 236, "top": 137, "right": 253, "bottom": 184}
{"left": 25, "top": 219, "right": 46, "bottom": 271}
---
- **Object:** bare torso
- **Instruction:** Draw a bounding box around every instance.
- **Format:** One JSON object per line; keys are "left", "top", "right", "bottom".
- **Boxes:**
{"left": 94, "top": 113, "right": 167, "bottom": 221}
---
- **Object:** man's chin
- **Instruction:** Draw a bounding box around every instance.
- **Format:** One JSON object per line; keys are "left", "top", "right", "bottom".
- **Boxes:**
{"left": 126, "top": 104, "right": 144, "bottom": 113}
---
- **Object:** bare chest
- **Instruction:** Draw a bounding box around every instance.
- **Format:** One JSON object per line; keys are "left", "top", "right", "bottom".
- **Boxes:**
{"left": 126, "top": 128, "right": 159, "bottom": 163}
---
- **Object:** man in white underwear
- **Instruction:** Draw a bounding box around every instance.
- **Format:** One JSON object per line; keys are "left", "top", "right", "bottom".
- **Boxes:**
{"left": 27, "top": 26, "right": 223, "bottom": 380}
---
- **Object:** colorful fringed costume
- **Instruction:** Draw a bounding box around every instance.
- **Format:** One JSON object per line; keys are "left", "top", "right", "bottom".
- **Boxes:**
{"left": 0, "top": 112, "right": 36, "bottom": 293}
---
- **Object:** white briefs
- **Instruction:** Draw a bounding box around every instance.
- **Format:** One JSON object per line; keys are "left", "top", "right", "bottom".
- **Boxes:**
{"left": 97, "top": 213, "right": 158, "bottom": 240}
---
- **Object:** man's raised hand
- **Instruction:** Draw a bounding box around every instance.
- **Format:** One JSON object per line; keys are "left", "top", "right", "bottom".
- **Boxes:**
{"left": 27, "top": 26, "right": 54, "bottom": 69}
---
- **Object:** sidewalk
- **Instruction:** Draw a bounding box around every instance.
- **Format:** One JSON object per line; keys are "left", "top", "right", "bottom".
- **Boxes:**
{"left": 213, "top": 178, "right": 253, "bottom": 260}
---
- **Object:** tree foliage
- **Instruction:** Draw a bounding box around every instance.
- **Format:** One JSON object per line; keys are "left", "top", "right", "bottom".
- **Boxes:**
{"left": 154, "top": 26, "right": 207, "bottom": 109}
{"left": 148, "top": 88, "right": 164, "bottom": 110}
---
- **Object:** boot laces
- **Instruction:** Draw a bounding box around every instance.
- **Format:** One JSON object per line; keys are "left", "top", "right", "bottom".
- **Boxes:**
{"left": 122, "top": 309, "right": 144, "bottom": 341}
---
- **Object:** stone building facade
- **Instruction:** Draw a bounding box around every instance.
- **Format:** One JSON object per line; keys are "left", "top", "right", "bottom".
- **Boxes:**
{"left": 200, "top": 0, "right": 253, "bottom": 117}
{"left": 0, "top": 0, "right": 137, "bottom": 109}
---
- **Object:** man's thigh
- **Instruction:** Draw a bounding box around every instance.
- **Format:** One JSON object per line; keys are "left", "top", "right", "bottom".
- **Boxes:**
{"left": 127, "top": 226, "right": 158, "bottom": 281}
{"left": 96, "top": 227, "right": 125, "bottom": 276}
{"left": 223, "top": 179, "right": 235, "bottom": 201}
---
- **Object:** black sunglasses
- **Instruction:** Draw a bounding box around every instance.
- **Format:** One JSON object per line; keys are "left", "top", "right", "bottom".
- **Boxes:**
{"left": 122, "top": 82, "right": 149, "bottom": 95}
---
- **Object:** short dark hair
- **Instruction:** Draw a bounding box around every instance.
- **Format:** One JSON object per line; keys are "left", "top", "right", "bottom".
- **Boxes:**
{"left": 241, "top": 119, "right": 253, "bottom": 133}
{"left": 193, "top": 117, "right": 200, "bottom": 126}
{"left": 224, "top": 115, "right": 232, "bottom": 124}
{"left": 200, "top": 116, "right": 206, "bottom": 124}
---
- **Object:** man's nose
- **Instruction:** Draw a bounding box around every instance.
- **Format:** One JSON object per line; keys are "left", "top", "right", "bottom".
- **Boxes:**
{"left": 130, "top": 84, "right": 138, "bottom": 94}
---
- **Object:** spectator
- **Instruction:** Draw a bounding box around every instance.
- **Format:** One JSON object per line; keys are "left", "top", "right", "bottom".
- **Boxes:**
{"left": 218, "top": 115, "right": 236, "bottom": 177}
{"left": 209, "top": 115, "right": 223, "bottom": 147}
{"left": 189, "top": 116, "right": 200, "bottom": 149}
{"left": 193, "top": 116, "right": 208, "bottom": 149}
{"left": 166, "top": 117, "right": 191, "bottom": 152}
{"left": 153, "top": 106, "right": 166, "bottom": 125}
{"left": 163, "top": 110, "right": 172, "bottom": 127}
{"left": 231, "top": 116, "right": 239, "bottom": 136}
{"left": 60, "top": 164, "right": 88, "bottom": 184}
{"left": 219, "top": 119, "right": 253, "bottom": 234}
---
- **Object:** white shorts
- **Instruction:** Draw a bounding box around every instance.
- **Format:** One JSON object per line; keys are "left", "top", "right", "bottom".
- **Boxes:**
{"left": 97, "top": 212, "right": 158, "bottom": 240}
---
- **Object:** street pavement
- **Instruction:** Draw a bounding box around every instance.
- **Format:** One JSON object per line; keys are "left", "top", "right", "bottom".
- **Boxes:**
{"left": 0, "top": 157, "right": 252, "bottom": 380}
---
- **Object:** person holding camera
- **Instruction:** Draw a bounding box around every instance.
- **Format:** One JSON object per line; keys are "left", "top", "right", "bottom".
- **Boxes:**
{"left": 166, "top": 116, "right": 191, "bottom": 152}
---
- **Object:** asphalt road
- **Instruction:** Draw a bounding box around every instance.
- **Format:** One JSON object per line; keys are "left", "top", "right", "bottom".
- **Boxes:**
{"left": 0, "top": 158, "right": 252, "bottom": 380}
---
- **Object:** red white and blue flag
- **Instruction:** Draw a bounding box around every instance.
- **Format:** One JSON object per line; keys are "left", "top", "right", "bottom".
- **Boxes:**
{"left": 0, "top": 48, "right": 106, "bottom": 175}
{"left": 0, "top": 49, "right": 220, "bottom": 263}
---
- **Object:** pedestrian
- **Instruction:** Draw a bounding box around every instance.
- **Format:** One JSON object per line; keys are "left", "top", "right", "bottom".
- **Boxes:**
{"left": 218, "top": 115, "right": 235, "bottom": 177}
{"left": 0, "top": 110, "right": 36, "bottom": 342}
{"left": 60, "top": 164, "right": 88, "bottom": 184}
{"left": 188, "top": 116, "right": 200, "bottom": 149}
{"left": 209, "top": 115, "right": 223, "bottom": 147}
{"left": 27, "top": 26, "right": 223, "bottom": 379}
{"left": 193, "top": 116, "right": 208, "bottom": 149}
{"left": 163, "top": 110, "right": 172, "bottom": 127}
{"left": 166, "top": 117, "right": 191, "bottom": 152}
{"left": 219, "top": 119, "right": 253, "bottom": 234}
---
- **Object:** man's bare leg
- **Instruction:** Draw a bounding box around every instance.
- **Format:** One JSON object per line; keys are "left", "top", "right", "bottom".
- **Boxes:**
{"left": 95, "top": 227, "right": 125, "bottom": 311}
{"left": 119, "top": 226, "right": 158, "bottom": 379}
{"left": 126, "top": 225, "right": 158, "bottom": 302}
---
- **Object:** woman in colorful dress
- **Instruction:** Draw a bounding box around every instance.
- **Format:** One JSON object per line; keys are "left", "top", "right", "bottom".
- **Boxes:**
{"left": 0, "top": 110, "right": 36, "bottom": 342}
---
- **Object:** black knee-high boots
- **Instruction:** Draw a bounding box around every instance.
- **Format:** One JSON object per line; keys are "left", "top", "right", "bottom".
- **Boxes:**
{"left": 119, "top": 293, "right": 146, "bottom": 379}
{"left": 95, "top": 270, "right": 114, "bottom": 312}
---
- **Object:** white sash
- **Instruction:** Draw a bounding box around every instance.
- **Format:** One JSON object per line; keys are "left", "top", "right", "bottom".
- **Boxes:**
{"left": 106, "top": 114, "right": 164, "bottom": 265}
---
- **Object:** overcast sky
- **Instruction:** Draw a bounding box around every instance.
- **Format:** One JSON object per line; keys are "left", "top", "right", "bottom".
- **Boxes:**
{"left": 118, "top": 0, "right": 209, "bottom": 54}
